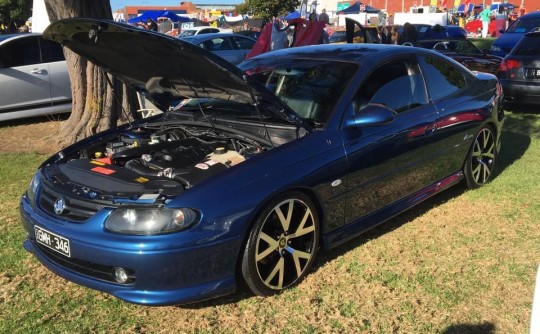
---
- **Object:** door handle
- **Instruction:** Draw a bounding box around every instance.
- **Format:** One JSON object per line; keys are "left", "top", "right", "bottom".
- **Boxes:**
{"left": 31, "top": 68, "right": 46, "bottom": 74}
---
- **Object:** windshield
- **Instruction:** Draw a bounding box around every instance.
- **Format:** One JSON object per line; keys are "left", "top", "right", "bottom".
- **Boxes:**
{"left": 506, "top": 17, "right": 540, "bottom": 33}
{"left": 244, "top": 60, "right": 359, "bottom": 125}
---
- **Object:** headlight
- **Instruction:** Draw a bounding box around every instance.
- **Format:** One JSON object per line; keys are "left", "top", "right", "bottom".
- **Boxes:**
{"left": 105, "top": 207, "right": 199, "bottom": 235}
{"left": 27, "top": 171, "right": 42, "bottom": 205}
{"left": 490, "top": 45, "right": 502, "bottom": 53}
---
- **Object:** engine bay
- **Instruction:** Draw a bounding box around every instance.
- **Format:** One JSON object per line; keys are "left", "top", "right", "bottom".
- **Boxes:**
{"left": 46, "top": 122, "right": 270, "bottom": 198}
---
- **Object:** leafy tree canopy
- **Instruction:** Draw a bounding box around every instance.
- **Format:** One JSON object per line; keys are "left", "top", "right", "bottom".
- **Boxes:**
{"left": 243, "top": 0, "right": 299, "bottom": 20}
{"left": 0, "top": 0, "right": 32, "bottom": 24}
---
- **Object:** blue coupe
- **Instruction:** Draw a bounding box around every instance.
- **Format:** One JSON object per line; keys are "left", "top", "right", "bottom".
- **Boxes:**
{"left": 20, "top": 19, "right": 504, "bottom": 305}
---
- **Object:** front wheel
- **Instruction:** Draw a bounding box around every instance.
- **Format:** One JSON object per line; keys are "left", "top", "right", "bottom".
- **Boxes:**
{"left": 464, "top": 126, "right": 496, "bottom": 189}
{"left": 241, "top": 192, "right": 319, "bottom": 296}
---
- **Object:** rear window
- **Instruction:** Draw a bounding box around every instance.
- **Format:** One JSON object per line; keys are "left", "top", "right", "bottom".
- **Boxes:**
{"left": 506, "top": 17, "right": 540, "bottom": 33}
{"left": 512, "top": 34, "right": 540, "bottom": 55}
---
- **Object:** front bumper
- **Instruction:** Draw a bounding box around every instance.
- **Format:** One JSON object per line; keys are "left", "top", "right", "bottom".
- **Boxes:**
{"left": 20, "top": 195, "right": 240, "bottom": 306}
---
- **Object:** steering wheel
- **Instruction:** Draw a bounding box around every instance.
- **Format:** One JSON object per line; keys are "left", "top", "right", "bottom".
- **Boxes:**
{"left": 433, "top": 42, "right": 448, "bottom": 50}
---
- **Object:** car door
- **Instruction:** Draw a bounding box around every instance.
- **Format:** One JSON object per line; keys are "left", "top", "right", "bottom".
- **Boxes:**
{"left": 0, "top": 35, "right": 52, "bottom": 113}
{"left": 39, "top": 37, "right": 71, "bottom": 105}
{"left": 341, "top": 56, "right": 441, "bottom": 225}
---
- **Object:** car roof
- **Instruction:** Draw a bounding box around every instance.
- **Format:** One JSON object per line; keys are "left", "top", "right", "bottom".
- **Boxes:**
{"left": 244, "top": 43, "right": 437, "bottom": 65}
{"left": 0, "top": 33, "right": 41, "bottom": 44}
{"left": 181, "top": 32, "right": 255, "bottom": 42}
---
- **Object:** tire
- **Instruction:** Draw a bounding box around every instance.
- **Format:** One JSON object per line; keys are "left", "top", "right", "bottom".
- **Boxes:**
{"left": 241, "top": 191, "right": 319, "bottom": 296}
{"left": 464, "top": 126, "right": 496, "bottom": 189}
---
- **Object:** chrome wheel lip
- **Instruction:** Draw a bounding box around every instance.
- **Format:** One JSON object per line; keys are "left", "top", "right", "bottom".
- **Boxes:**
{"left": 471, "top": 128, "right": 495, "bottom": 185}
{"left": 254, "top": 198, "right": 317, "bottom": 291}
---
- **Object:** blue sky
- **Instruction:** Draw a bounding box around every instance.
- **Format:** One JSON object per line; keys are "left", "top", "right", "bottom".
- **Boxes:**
{"left": 110, "top": 0, "right": 239, "bottom": 11}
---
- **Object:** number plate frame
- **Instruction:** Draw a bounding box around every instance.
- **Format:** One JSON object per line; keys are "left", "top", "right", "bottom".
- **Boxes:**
{"left": 34, "top": 226, "right": 71, "bottom": 257}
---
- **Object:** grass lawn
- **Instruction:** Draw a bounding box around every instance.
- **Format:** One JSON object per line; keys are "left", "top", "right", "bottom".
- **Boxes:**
{"left": 1, "top": 110, "right": 539, "bottom": 333}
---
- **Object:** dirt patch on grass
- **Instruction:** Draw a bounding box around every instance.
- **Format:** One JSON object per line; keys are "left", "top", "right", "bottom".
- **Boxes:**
{"left": 0, "top": 117, "right": 65, "bottom": 154}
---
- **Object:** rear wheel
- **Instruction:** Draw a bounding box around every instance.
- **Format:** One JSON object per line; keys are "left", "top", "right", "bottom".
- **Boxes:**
{"left": 464, "top": 126, "right": 496, "bottom": 188}
{"left": 241, "top": 192, "right": 319, "bottom": 296}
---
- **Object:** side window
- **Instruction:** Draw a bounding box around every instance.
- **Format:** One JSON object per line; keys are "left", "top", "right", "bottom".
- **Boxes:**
{"left": 355, "top": 60, "right": 428, "bottom": 113}
{"left": 0, "top": 36, "right": 40, "bottom": 67}
{"left": 420, "top": 55, "right": 467, "bottom": 101}
{"left": 215, "top": 38, "right": 233, "bottom": 50}
{"left": 40, "top": 38, "right": 65, "bottom": 63}
{"left": 233, "top": 36, "right": 256, "bottom": 50}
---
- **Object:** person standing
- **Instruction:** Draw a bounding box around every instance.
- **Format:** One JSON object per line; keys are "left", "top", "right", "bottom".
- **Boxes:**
{"left": 319, "top": 8, "right": 329, "bottom": 25}
{"left": 480, "top": 6, "right": 492, "bottom": 38}
{"left": 309, "top": 9, "right": 318, "bottom": 21}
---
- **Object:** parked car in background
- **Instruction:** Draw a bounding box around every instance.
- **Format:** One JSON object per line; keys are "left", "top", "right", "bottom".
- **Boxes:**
{"left": 22, "top": 18, "right": 504, "bottom": 306}
{"left": 416, "top": 38, "right": 503, "bottom": 74}
{"left": 181, "top": 33, "right": 256, "bottom": 65}
{"left": 178, "top": 26, "right": 232, "bottom": 38}
{"left": 490, "top": 11, "right": 540, "bottom": 57}
{"left": 0, "top": 33, "right": 71, "bottom": 122}
{"left": 496, "top": 29, "right": 540, "bottom": 110}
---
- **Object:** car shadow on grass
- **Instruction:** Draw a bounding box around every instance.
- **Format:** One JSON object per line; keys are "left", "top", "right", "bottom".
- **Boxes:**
{"left": 440, "top": 322, "right": 495, "bottom": 334}
{"left": 178, "top": 112, "right": 534, "bottom": 309}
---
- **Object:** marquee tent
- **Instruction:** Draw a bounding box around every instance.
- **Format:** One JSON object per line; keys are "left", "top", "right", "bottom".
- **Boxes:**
{"left": 128, "top": 10, "right": 190, "bottom": 24}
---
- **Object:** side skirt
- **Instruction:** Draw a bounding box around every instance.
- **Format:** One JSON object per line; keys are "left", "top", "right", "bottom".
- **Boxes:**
{"left": 322, "top": 171, "right": 464, "bottom": 250}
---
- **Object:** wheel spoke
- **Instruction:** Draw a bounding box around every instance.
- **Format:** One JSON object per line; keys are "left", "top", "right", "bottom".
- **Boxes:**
{"left": 472, "top": 163, "right": 481, "bottom": 181}
{"left": 291, "top": 249, "right": 312, "bottom": 278}
{"left": 289, "top": 208, "right": 314, "bottom": 238}
{"left": 264, "top": 257, "right": 284, "bottom": 289}
{"left": 275, "top": 201, "right": 293, "bottom": 232}
{"left": 256, "top": 232, "right": 279, "bottom": 262}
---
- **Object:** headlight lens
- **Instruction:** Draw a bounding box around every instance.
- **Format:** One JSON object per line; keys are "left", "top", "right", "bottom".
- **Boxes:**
{"left": 27, "top": 171, "right": 42, "bottom": 205}
{"left": 105, "top": 207, "right": 199, "bottom": 235}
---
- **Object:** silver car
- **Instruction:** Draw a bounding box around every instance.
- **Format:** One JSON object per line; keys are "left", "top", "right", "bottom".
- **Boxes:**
{"left": 0, "top": 33, "right": 71, "bottom": 122}
{"left": 181, "top": 33, "right": 256, "bottom": 65}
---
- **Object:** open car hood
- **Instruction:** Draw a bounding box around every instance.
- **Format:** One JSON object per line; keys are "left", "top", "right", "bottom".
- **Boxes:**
{"left": 43, "top": 18, "right": 310, "bottom": 130}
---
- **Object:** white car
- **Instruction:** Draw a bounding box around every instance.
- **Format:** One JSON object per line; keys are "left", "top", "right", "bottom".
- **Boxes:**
{"left": 0, "top": 33, "right": 71, "bottom": 122}
{"left": 178, "top": 26, "right": 232, "bottom": 38}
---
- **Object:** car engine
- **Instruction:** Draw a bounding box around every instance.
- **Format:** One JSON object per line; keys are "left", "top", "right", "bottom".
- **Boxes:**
{"left": 44, "top": 122, "right": 268, "bottom": 199}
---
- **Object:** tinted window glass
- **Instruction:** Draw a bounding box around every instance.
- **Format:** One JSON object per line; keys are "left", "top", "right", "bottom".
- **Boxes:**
{"left": 355, "top": 60, "right": 428, "bottom": 113}
{"left": 0, "top": 36, "right": 40, "bottom": 67}
{"left": 506, "top": 17, "right": 540, "bottom": 33}
{"left": 214, "top": 38, "right": 233, "bottom": 50}
{"left": 233, "top": 36, "right": 255, "bottom": 50}
{"left": 420, "top": 56, "right": 466, "bottom": 101}
{"left": 512, "top": 34, "right": 540, "bottom": 55}
{"left": 248, "top": 61, "right": 359, "bottom": 124}
{"left": 40, "top": 38, "right": 65, "bottom": 62}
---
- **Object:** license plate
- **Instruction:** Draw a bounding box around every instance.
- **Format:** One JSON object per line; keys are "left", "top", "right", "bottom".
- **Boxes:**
{"left": 34, "top": 226, "right": 71, "bottom": 257}
{"left": 525, "top": 68, "right": 540, "bottom": 79}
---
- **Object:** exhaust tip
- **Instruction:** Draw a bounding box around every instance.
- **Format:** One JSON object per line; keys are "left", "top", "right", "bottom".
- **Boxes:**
{"left": 504, "top": 96, "right": 515, "bottom": 103}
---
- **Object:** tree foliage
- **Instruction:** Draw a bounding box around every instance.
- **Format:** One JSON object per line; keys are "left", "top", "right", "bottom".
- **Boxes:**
{"left": 244, "top": 0, "right": 299, "bottom": 20}
{"left": 0, "top": 0, "right": 32, "bottom": 25}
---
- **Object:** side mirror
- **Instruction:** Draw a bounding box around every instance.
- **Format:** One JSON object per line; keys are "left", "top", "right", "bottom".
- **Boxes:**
{"left": 346, "top": 104, "right": 395, "bottom": 127}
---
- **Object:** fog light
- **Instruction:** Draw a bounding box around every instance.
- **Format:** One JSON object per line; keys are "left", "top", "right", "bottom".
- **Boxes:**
{"left": 113, "top": 267, "right": 129, "bottom": 284}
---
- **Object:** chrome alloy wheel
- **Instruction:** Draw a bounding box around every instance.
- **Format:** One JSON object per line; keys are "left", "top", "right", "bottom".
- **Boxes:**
{"left": 470, "top": 127, "right": 496, "bottom": 185}
{"left": 242, "top": 192, "right": 319, "bottom": 296}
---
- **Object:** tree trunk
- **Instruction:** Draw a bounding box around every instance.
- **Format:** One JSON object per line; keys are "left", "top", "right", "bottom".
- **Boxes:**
{"left": 44, "top": 0, "right": 139, "bottom": 145}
